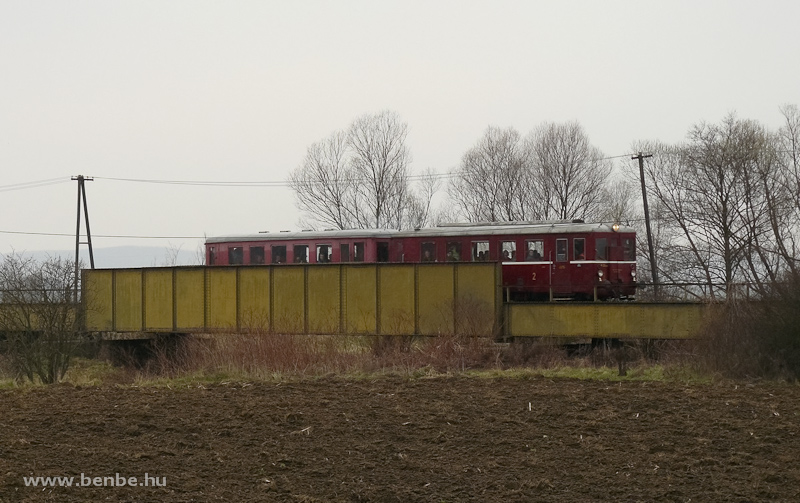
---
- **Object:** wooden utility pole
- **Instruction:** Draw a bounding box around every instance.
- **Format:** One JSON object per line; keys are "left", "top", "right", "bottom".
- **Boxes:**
{"left": 632, "top": 152, "right": 658, "bottom": 299}
{"left": 72, "top": 175, "right": 94, "bottom": 302}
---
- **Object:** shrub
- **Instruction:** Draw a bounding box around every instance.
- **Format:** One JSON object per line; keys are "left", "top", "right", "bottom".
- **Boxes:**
{"left": 698, "top": 274, "right": 800, "bottom": 380}
{"left": 0, "top": 254, "right": 85, "bottom": 384}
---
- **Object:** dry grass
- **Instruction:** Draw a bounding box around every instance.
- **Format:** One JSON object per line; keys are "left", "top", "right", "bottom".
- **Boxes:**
{"left": 99, "top": 328, "right": 706, "bottom": 385}
{"left": 132, "top": 331, "right": 506, "bottom": 380}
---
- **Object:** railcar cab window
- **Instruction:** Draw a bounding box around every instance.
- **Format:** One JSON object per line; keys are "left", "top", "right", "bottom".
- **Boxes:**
{"left": 596, "top": 238, "right": 607, "bottom": 261}
{"left": 354, "top": 242, "right": 365, "bottom": 262}
{"left": 472, "top": 241, "right": 489, "bottom": 261}
{"left": 501, "top": 241, "right": 516, "bottom": 262}
{"left": 421, "top": 242, "right": 436, "bottom": 262}
{"left": 271, "top": 245, "right": 286, "bottom": 264}
{"left": 293, "top": 245, "right": 309, "bottom": 263}
{"left": 317, "top": 244, "right": 332, "bottom": 263}
{"left": 208, "top": 247, "right": 216, "bottom": 265}
{"left": 446, "top": 241, "right": 462, "bottom": 262}
{"left": 250, "top": 246, "right": 265, "bottom": 265}
{"left": 623, "top": 238, "right": 636, "bottom": 260}
{"left": 229, "top": 247, "right": 244, "bottom": 265}
{"left": 524, "top": 240, "right": 543, "bottom": 261}
{"left": 556, "top": 239, "right": 567, "bottom": 262}
{"left": 574, "top": 238, "right": 585, "bottom": 260}
{"left": 340, "top": 244, "right": 350, "bottom": 262}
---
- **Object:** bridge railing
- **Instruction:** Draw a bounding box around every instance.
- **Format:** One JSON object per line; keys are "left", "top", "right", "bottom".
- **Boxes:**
{"left": 82, "top": 263, "right": 503, "bottom": 338}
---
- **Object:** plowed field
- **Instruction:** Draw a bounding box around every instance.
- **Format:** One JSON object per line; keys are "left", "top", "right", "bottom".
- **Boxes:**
{"left": 2, "top": 377, "right": 799, "bottom": 502}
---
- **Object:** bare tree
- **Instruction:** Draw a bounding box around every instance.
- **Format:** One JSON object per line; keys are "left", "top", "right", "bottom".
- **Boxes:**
{"left": 448, "top": 126, "right": 538, "bottom": 222}
{"left": 626, "top": 140, "right": 700, "bottom": 296}
{"left": 632, "top": 114, "right": 792, "bottom": 299}
{"left": 290, "top": 130, "right": 358, "bottom": 229}
{"left": 527, "top": 121, "right": 612, "bottom": 221}
{"left": 598, "top": 176, "right": 640, "bottom": 226}
{"left": 773, "top": 104, "right": 800, "bottom": 276}
{"left": 348, "top": 110, "right": 412, "bottom": 229}
{"left": 683, "top": 115, "right": 780, "bottom": 295}
{"left": 289, "top": 111, "right": 430, "bottom": 230}
{"left": 448, "top": 122, "right": 612, "bottom": 224}
{"left": 0, "top": 254, "right": 84, "bottom": 383}
{"left": 402, "top": 168, "right": 441, "bottom": 229}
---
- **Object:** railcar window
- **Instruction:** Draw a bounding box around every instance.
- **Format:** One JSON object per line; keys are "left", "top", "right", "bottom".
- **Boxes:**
{"left": 340, "top": 244, "right": 350, "bottom": 262}
{"left": 354, "top": 242, "right": 365, "bottom": 262}
{"left": 596, "top": 238, "right": 607, "bottom": 260}
{"left": 271, "top": 245, "right": 286, "bottom": 264}
{"left": 471, "top": 241, "right": 489, "bottom": 261}
{"left": 574, "top": 238, "right": 585, "bottom": 260}
{"left": 293, "top": 245, "right": 309, "bottom": 263}
{"left": 208, "top": 247, "right": 215, "bottom": 266}
{"left": 250, "top": 246, "right": 265, "bottom": 265}
{"left": 446, "top": 241, "right": 462, "bottom": 262}
{"left": 229, "top": 247, "right": 244, "bottom": 265}
{"left": 556, "top": 239, "right": 567, "bottom": 262}
{"left": 500, "top": 241, "right": 516, "bottom": 262}
{"left": 377, "top": 242, "right": 389, "bottom": 263}
{"left": 524, "top": 240, "right": 544, "bottom": 261}
{"left": 317, "top": 244, "right": 332, "bottom": 263}
{"left": 421, "top": 242, "right": 436, "bottom": 262}
{"left": 623, "top": 238, "right": 635, "bottom": 260}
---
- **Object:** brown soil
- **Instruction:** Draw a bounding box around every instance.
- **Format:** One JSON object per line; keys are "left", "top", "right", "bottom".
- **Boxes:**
{"left": 2, "top": 377, "right": 799, "bottom": 502}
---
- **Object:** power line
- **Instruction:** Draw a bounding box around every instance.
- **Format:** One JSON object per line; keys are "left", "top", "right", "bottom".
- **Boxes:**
{"left": 0, "top": 152, "right": 642, "bottom": 191}
{"left": 93, "top": 172, "right": 459, "bottom": 187}
{"left": 0, "top": 177, "right": 71, "bottom": 193}
{"left": 0, "top": 229, "right": 205, "bottom": 240}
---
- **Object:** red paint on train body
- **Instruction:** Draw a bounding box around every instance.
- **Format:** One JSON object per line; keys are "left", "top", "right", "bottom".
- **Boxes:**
{"left": 205, "top": 221, "right": 637, "bottom": 300}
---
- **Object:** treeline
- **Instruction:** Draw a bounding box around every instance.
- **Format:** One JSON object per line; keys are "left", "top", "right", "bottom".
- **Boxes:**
{"left": 290, "top": 107, "right": 800, "bottom": 301}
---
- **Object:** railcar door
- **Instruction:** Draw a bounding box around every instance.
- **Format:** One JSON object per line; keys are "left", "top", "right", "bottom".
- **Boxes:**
{"left": 550, "top": 238, "right": 571, "bottom": 296}
{"left": 570, "top": 237, "right": 592, "bottom": 297}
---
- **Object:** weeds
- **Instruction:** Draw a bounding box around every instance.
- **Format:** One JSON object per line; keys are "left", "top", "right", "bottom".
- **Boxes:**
{"left": 60, "top": 330, "right": 705, "bottom": 386}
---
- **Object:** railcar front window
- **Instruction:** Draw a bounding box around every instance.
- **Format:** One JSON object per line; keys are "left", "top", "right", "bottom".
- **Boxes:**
{"left": 524, "top": 240, "right": 544, "bottom": 261}
{"left": 250, "top": 246, "right": 265, "bottom": 265}
{"left": 596, "top": 238, "right": 607, "bottom": 260}
{"left": 472, "top": 241, "right": 489, "bottom": 261}
{"left": 272, "top": 245, "right": 286, "bottom": 264}
{"left": 446, "top": 241, "right": 462, "bottom": 262}
{"left": 501, "top": 241, "right": 516, "bottom": 262}
{"left": 574, "top": 238, "right": 585, "bottom": 260}
{"left": 208, "top": 247, "right": 215, "bottom": 265}
{"left": 229, "top": 247, "right": 243, "bottom": 265}
{"left": 556, "top": 239, "right": 567, "bottom": 262}
{"left": 340, "top": 244, "right": 350, "bottom": 262}
{"left": 354, "top": 242, "right": 365, "bottom": 262}
{"left": 421, "top": 242, "right": 436, "bottom": 262}
{"left": 623, "top": 238, "right": 635, "bottom": 260}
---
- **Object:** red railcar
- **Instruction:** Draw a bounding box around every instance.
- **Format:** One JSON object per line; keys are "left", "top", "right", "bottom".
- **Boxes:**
{"left": 205, "top": 221, "right": 637, "bottom": 300}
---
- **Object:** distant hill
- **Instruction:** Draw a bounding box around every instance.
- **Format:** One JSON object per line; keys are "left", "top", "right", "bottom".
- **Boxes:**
{"left": 3, "top": 246, "right": 202, "bottom": 269}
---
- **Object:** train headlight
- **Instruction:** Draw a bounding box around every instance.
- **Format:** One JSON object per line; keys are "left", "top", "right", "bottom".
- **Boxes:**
{"left": 597, "top": 269, "right": 604, "bottom": 278}
{"left": 631, "top": 269, "right": 637, "bottom": 279}
{"left": 612, "top": 222, "right": 620, "bottom": 232}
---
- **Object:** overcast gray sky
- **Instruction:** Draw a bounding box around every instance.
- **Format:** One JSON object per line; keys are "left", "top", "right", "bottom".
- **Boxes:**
{"left": 2, "top": 1, "right": 798, "bottom": 261}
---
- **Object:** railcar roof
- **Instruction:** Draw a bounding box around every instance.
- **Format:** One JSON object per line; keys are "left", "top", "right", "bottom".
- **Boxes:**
{"left": 205, "top": 222, "right": 635, "bottom": 244}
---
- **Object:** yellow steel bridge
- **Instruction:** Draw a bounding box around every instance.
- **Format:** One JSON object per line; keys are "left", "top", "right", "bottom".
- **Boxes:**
{"left": 81, "top": 264, "right": 706, "bottom": 340}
